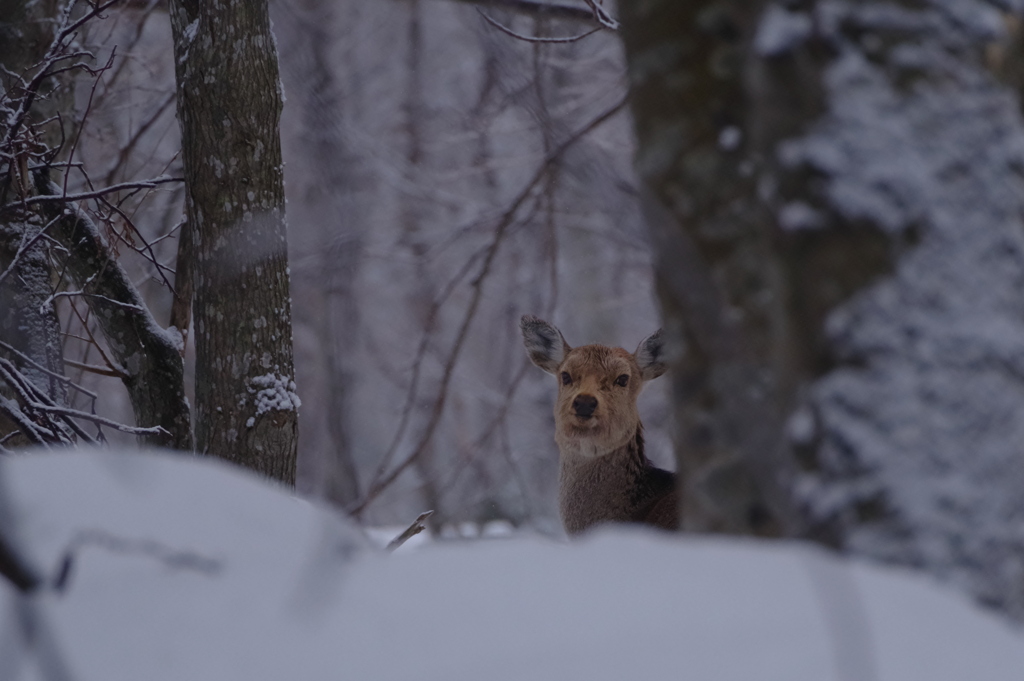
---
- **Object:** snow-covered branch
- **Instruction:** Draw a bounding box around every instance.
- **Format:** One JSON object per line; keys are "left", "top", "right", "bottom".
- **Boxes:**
{"left": 29, "top": 175, "right": 193, "bottom": 450}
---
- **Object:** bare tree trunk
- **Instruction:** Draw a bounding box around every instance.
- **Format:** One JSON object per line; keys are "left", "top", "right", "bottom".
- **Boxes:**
{"left": 169, "top": 0, "right": 298, "bottom": 483}
{"left": 294, "top": 0, "right": 362, "bottom": 503}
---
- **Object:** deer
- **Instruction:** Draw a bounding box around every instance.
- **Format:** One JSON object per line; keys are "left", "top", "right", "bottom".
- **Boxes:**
{"left": 520, "top": 315, "right": 679, "bottom": 535}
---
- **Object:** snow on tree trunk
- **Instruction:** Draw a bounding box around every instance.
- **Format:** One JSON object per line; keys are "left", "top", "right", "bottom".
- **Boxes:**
{"left": 169, "top": 0, "right": 299, "bottom": 484}
{"left": 623, "top": 0, "right": 1024, "bottom": 621}
{"left": 783, "top": 2, "right": 1024, "bottom": 621}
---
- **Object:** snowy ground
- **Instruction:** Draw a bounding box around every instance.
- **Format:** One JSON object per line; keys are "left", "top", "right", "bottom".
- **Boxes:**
{"left": 2, "top": 449, "right": 1022, "bottom": 680}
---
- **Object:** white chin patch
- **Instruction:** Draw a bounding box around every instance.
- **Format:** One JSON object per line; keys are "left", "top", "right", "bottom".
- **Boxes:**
{"left": 558, "top": 435, "right": 610, "bottom": 460}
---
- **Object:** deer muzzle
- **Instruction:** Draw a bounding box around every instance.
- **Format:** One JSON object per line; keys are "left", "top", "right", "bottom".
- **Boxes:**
{"left": 572, "top": 394, "right": 598, "bottom": 419}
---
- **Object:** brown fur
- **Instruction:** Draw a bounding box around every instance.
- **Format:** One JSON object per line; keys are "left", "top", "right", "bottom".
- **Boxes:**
{"left": 520, "top": 315, "right": 678, "bottom": 535}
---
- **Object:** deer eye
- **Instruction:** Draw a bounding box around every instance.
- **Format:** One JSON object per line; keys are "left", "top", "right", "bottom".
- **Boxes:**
{"left": 561, "top": 372, "right": 572, "bottom": 386}
{"left": 614, "top": 374, "right": 629, "bottom": 387}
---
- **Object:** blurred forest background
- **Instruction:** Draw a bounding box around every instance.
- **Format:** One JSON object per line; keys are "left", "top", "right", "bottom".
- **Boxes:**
{"left": 3, "top": 0, "right": 1024, "bottom": 624}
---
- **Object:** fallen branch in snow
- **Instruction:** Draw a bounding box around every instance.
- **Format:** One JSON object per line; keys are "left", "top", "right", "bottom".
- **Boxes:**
{"left": 0, "top": 466, "right": 43, "bottom": 592}
{"left": 0, "top": 529, "right": 42, "bottom": 593}
{"left": 53, "top": 528, "right": 222, "bottom": 593}
{"left": 386, "top": 510, "right": 434, "bottom": 552}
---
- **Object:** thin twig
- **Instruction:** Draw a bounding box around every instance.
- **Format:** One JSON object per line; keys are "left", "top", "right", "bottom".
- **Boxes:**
{"left": 2, "top": 0, "right": 122, "bottom": 152}
{"left": 0, "top": 359, "right": 95, "bottom": 444}
{"left": 23, "top": 402, "right": 168, "bottom": 437}
{"left": 102, "top": 90, "right": 177, "bottom": 186}
{"left": 62, "top": 357, "right": 125, "bottom": 378}
{"left": 583, "top": 0, "right": 619, "bottom": 30}
{"left": 43, "top": 290, "right": 146, "bottom": 314}
{"left": 0, "top": 396, "right": 50, "bottom": 446}
{"left": 62, "top": 46, "right": 117, "bottom": 200}
{"left": 9, "top": 176, "right": 182, "bottom": 208}
{"left": 64, "top": 297, "right": 125, "bottom": 378}
{"left": 53, "top": 528, "right": 222, "bottom": 593}
{"left": 0, "top": 339, "right": 99, "bottom": 400}
{"left": 448, "top": 0, "right": 597, "bottom": 22}
{"left": 477, "top": 9, "right": 601, "bottom": 43}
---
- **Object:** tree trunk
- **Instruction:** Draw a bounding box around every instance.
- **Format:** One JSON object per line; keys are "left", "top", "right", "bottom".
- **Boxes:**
{"left": 617, "top": 1, "right": 891, "bottom": 538}
{"left": 169, "top": 0, "right": 298, "bottom": 483}
{"left": 276, "top": 0, "right": 364, "bottom": 505}
{"left": 0, "top": 0, "right": 72, "bottom": 445}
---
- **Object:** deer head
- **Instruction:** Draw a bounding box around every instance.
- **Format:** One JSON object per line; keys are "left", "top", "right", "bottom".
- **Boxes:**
{"left": 520, "top": 315, "right": 667, "bottom": 459}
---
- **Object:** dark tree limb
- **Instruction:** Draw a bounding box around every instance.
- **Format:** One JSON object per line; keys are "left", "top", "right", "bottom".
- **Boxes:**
{"left": 31, "top": 174, "right": 193, "bottom": 450}
{"left": 448, "top": 0, "right": 596, "bottom": 22}
{"left": 0, "top": 528, "right": 40, "bottom": 592}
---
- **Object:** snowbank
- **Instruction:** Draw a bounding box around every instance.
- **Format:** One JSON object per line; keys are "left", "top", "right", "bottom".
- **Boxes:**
{"left": 2, "top": 449, "right": 1021, "bottom": 680}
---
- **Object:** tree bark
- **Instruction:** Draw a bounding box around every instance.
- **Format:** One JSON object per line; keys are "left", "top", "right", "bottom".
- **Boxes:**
{"left": 169, "top": 0, "right": 299, "bottom": 483}
{"left": 0, "top": 0, "right": 74, "bottom": 443}
{"left": 617, "top": 1, "right": 891, "bottom": 538}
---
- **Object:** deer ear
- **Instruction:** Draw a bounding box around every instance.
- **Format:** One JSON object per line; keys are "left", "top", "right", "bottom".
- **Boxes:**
{"left": 520, "top": 315, "right": 570, "bottom": 375}
{"left": 634, "top": 329, "right": 667, "bottom": 382}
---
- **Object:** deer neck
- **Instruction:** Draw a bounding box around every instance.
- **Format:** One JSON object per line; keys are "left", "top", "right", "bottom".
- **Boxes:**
{"left": 557, "top": 426, "right": 651, "bottom": 535}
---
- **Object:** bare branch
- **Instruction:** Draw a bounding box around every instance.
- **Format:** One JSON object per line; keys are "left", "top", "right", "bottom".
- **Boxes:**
{"left": 60, "top": 46, "right": 117, "bottom": 198}
{"left": 0, "top": 395, "right": 51, "bottom": 446}
{"left": 0, "top": 465, "right": 43, "bottom": 592}
{"left": 448, "top": 0, "right": 597, "bottom": 22}
{"left": 62, "top": 357, "right": 126, "bottom": 378}
{"left": 22, "top": 400, "right": 168, "bottom": 438}
{"left": 7, "top": 176, "right": 183, "bottom": 209}
{"left": 43, "top": 290, "right": 147, "bottom": 314}
{"left": 583, "top": 0, "right": 619, "bottom": 30}
{"left": 54, "top": 528, "right": 222, "bottom": 593}
{"left": 477, "top": 9, "right": 601, "bottom": 43}
{"left": 102, "top": 90, "right": 177, "bottom": 186}
{"left": 386, "top": 510, "right": 434, "bottom": 551}
{"left": 0, "top": 339, "right": 99, "bottom": 400}
{"left": 0, "top": 359, "right": 95, "bottom": 444}
{"left": 1, "top": 0, "right": 123, "bottom": 151}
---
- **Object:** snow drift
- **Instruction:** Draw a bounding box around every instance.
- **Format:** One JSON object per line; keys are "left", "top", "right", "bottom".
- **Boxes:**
{"left": 1, "top": 449, "right": 1021, "bottom": 680}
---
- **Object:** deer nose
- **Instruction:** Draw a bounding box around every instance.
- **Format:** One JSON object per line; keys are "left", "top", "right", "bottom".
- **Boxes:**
{"left": 572, "top": 394, "right": 598, "bottom": 418}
